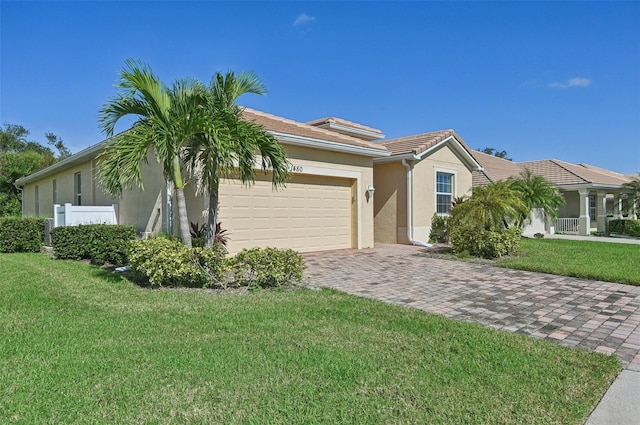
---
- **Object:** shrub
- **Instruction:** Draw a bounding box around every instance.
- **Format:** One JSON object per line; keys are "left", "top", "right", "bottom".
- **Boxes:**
{"left": 51, "top": 224, "right": 136, "bottom": 265}
{"left": 609, "top": 219, "right": 640, "bottom": 237}
{"left": 0, "top": 217, "right": 45, "bottom": 253}
{"left": 428, "top": 213, "right": 451, "bottom": 243}
{"left": 128, "top": 237, "right": 227, "bottom": 287}
{"left": 533, "top": 232, "right": 545, "bottom": 239}
{"left": 231, "top": 247, "right": 306, "bottom": 288}
{"left": 450, "top": 225, "right": 521, "bottom": 258}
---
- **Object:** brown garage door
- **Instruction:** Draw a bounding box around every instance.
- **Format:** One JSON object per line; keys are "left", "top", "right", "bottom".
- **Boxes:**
{"left": 219, "top": 174, "right": 353, "bottom": 253}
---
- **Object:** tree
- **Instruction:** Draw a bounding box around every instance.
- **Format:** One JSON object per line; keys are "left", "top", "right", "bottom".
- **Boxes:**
{"left": 184, "top": 71, "right": 290, "bottom": 248}
{"left": 97, "top": 59, "right": 202, "bottom": 247}
{"left": 451, "top": 181, "right": 528, "bottom": 230}
{"left": 621, "top": 176, "right": 640, "bottom": 216}
{"left": 479, "top": 147, "right": 512, "bottom": 161}
{"left": 508, "top": 169, "right": 564, "bottom": 223}
{"left": 0, "top": 124, "right": 70, "bottom": 217}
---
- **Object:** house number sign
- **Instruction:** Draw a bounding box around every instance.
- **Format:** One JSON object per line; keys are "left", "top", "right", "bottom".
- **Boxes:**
{"left": 289, "top": 164, "right": 303, "bottom": 173}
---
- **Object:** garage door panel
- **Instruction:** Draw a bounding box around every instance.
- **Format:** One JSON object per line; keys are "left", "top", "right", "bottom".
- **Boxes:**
{"left": 218, "top": 174, "right": 353, "bottom": 253}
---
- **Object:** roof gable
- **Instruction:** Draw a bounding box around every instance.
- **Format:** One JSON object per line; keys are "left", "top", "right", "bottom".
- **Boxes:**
{"left": 374, "top": 129, "right": 481, "bottom": 171}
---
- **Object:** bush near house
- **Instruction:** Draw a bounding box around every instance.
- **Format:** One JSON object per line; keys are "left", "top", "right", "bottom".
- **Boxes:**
{"left": 609, "top": 219, "right": 640, "bottom": 238}
{"left": 51, "top": 224, "right": 136, "bottom": 265}
{"left": 231, "top": 247, "right": 306, "bottom": 289}
{"left": 127, "top": 238, "right": 306, "bottom": 289}
{"left": 428, "top": 213, "right": 451, "bottom": 243}
{"left": 450, "top": 225, "right": 522, "bottom": 258}
{"left": 128, "top": 237, "right": 228, "bottom": 288}
{"left": 0, "top": 216, "right": 45, "bottom": 253}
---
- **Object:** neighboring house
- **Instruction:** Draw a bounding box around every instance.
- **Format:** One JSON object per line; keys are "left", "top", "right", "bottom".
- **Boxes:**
{"left": 372, "top": 129, "right": 482, "bottom": 245}
{"left": 471, "top": 150, "right": 635, "bottom": 236}
{"left": 15, "top": 108, "right": 389, "bottom": 254}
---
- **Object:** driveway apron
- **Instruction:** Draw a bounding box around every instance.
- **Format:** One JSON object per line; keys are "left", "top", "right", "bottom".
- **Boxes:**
{"left": 303, "top": 244, "right": 640, "bottom": 371}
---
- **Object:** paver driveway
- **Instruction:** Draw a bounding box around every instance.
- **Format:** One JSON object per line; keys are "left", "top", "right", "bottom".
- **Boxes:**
{"left": 303, "top": 244, "right": 640, "bottom": 370}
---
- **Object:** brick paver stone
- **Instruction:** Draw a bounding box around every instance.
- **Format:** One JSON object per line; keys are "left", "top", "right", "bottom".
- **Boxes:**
{"left": 303, "top": 244, "right": 640, "bottom": 371}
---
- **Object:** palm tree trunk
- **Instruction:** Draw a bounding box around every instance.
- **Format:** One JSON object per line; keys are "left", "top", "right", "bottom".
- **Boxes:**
{"left": 206, "top": 184, "right": 219, "bottom": 248}
{"left": 172, "top": 155, "right": 192, "bottom": 248}
{"left": 175, "top": 187, "right": 192, "bottom": 248}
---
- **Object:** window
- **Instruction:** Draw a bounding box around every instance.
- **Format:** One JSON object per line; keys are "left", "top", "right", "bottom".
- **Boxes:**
{"left": 589, "top": 194, "right": 596, "bottom": 219}
{"left": 52, "top": 180, "right": 57, "bottom": 204}
{"left": 74, "top": 172, "right": 82, "bottom": 206}
{"left": 436, "top": 172, "right": 454, "bottom": 214}
{"left": 35, "top": 185, "right": 40, "bottom": 216}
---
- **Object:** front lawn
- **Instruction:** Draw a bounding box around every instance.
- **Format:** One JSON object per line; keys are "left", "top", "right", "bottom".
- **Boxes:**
{"left": 0, "top": 253, "right": 620, "bottom": 424}
{"left": 497, "top": 238, "right": 640, "bottom": 285}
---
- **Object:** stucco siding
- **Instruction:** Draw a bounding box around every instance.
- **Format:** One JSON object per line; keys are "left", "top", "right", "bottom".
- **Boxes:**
{"left": 373, "top": 162, "right": 405, "bottom": 244}
{"left": 411, "top": 145, "right": 473, "bottom": 242}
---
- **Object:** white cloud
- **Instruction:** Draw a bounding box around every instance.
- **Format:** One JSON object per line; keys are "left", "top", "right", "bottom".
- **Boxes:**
{"left": 549, "top": 77, "right": 592, "bottom": 89}
{"left": 293, "top": 12, "right": 315, "bottom": 27}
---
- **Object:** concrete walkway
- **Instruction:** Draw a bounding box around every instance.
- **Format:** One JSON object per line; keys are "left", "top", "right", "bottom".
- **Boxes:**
{"left": 303, "top": 243, "right": 640, "bottom": 423}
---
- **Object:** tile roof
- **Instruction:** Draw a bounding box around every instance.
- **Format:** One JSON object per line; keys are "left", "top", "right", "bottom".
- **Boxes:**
{"left": 306, "top": 116, "right": 383, "bottom": 136}
{"left": 470, "top": 150, "right": 525, "bottom": 183}
{"left": 518, "top": 159, "right": 632, "bottom": 186}
{"left": 241, "top": 108, "right": 387, "bottom": 152}
{"left": 378, "top": 129, "right": 472, "bottom": 156}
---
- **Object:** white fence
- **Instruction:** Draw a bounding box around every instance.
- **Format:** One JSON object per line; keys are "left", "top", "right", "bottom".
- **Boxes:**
{"left": 555, "top": 218, "right": 579, "bottom": 234}
{"left": 53, "top": 203, "right": 118, "bottom": 227}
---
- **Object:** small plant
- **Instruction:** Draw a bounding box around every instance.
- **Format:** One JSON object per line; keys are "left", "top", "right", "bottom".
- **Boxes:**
{"left": 428, "top": 213, "right": 451, "bottom": 243}
{"left": 533, "top": 233, "right": 544, "bottom": 239}
{"left": 450, "top": 225, "right": 521, "bottom": 259}
{"left": 190, "top": 221, "right": 229, "bottom": 247}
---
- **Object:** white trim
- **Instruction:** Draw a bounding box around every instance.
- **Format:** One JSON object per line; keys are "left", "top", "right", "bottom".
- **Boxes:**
{"left": 434, "top": 167, "right": 457, "bottom": 215}
{"left": 272, "top": 132, "right": 389, "bottom": 158}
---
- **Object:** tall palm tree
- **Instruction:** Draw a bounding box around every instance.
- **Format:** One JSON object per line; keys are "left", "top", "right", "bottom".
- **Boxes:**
{"left": 98, "top": 59, "right": 201, "bottom": 247}
{"left": 451, "top": 180, "right": 529, "bottom": 230}
{"left": 185, "top": 71, "right": 290, "bottom": 247}
{"left": 508, "top": 169, "right": 565, "bottom": 223}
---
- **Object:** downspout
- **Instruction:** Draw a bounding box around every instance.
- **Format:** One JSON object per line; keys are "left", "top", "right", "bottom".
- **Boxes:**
{"left": 166, "top": 180, "right": 172, "bottom": 235}
{"left": 401, "top": 159, "right": 432, "bottom": 248}
{"left": 13, "top": 181, "right": 24, "bottom": 216}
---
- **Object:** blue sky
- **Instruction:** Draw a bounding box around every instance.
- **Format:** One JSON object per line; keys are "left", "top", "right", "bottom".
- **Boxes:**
{"left": 2, "top": 1, "right": 639, "bottom": 174}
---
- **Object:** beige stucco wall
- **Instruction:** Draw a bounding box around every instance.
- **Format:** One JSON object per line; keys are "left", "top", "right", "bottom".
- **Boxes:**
{"left": 22, "top": 153, "right": 168, "bottom": 234}
{"left": 372, "top": 144, "right": 474, "bottom": 245}
{"left": 20, "top": 142, "right": 376, "bottom": 252}
{"left": 373, "top": 162, "right": 406, "bottom": 244}
{"left": 559, "top": 191, "right": 580, "bottom": 217}
{"left": 411, "top": 145, "right": 473, "bottom": 242}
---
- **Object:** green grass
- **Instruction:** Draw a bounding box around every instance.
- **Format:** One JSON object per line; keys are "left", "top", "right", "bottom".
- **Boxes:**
{"left": 497, "top": 238, "right": 640, "bottom": 285}
{"left": 0, "top": 254, "right": 620, "bottom": 424}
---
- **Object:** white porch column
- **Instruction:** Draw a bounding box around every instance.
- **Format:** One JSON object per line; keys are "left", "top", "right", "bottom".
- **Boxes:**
{"left": 578, "top": 189, "right": 590, "bottom": 236}
{"left": 596, "top": 191, "right": 606, "bottom": 233}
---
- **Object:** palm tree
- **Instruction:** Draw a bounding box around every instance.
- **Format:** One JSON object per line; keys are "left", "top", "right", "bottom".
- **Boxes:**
{"left": 621, "top": 176, "right": 640, "bottom": 216}
{"left": 98, "top": 59, "right": 202, "bottom": 247}
{"left": 508, "top": 169, "right": 565, "bottom": 223}
{"left": 185, "top": 71, "right": 290, "bottom": 248}
{"left": 451, "top": 181, "right": 529, "bottom": 230}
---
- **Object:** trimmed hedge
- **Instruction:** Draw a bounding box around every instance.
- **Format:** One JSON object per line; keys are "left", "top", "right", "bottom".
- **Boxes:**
{"left": 450, "top": 225, "right": 522, "bottom": 258}
{"left": 0, "top": 217, "right": 45, "bottom": 253}
{"left": 609, "top": 219, "right": 640, "bottom": 238}
{"left": 51, "top": 224, "right": 136, "bottom": 265}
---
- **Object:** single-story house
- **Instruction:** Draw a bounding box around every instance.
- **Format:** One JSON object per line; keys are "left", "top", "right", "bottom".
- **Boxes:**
{"left": 15, "top": 108, "right": 389, "bottom": 254}
{"left": 372, "top": 129, "right": 482, "bottom": 245}
{"left": 472, "top": 150, "right": 635, "bottom": 236}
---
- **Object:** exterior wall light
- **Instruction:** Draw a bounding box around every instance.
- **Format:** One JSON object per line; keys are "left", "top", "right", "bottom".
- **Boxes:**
{"left": 366, "top": 185, "right": 375, "bottom": 201}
